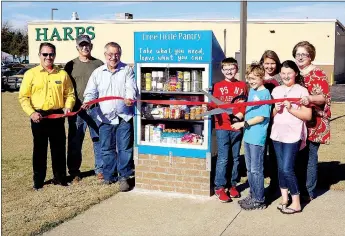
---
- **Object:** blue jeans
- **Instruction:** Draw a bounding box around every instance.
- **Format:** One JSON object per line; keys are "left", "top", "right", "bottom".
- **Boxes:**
{"left": 67, "top": 107, "right": 102, "bottom": 176}
{"left": 215, "top": 129, "right": 242, "bottom": 189}
{"left": 273, "top": 140, "right": 301, "bottom": 196}
{"left": 297, "top": 141, "right": 320, "bottom": 199}
{"left": 244, "top": 142, "right": 265, "bottom": 203}
{"left": 99, "top": 118, "right": 133, "bottom": 182}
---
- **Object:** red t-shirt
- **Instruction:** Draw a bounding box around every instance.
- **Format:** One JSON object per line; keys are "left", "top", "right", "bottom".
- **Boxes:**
{"left": 303, "top": 68, "right": 331, "bottom": 144}
{"left": 213, "top": 79, "right": 248, "bottom": 130}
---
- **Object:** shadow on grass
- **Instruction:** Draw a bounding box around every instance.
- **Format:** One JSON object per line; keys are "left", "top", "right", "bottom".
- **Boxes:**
{"left": 317, "top": 161, "right": 345, "bottom": 189}
{"left": 330, "top": 114, "right": 345, "bottom": 122}
{"left": 43, "top": 170, "right": 96, "bottom": 185}
{"left": 209, "top": 154, "right": 345, "bottom": 206}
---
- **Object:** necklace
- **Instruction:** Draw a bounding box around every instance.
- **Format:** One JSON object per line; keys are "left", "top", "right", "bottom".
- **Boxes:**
{"left": 284, "top": 84, "right": 295, "bottom": 98}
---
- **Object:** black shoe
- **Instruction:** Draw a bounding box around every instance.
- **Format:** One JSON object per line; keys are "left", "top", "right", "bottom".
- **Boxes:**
{"left": 119, "top": 179, "right": 130, "bottom": 192}
{"left": 240, "top": 199, "right": 266, "bottom": 210}
{"left": 33, "top": 185, "right": 42, "bottom": 191}
{"left": 52, "top": 178, "right": 69, "bottom": 186}
{"left": 238, "top": 195, "right": 252, "bottom": 205}
{"left": 100, "top": 179, "right": 116, "bottom": 185}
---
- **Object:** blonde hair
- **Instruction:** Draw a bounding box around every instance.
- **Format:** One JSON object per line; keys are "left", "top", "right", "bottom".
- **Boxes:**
{"left": 245, "top": 62, "right": 265, "bottom": 79}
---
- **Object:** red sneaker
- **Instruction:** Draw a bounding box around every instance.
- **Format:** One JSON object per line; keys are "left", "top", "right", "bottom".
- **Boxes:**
{"left": 215, "top": 188, "right": 232, "bottom": 203}
{"left": 229, "top": 186, "right": 240, "bottom": 198}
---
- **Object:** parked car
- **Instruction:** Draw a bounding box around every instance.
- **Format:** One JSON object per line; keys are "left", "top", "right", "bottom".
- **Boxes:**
{"left": 6, "top": 68, "right": 30, "bottom": 91}
{"left": 2, "top": 66, "right": 11, "bottom": 72}
{"left": 1, "top": 70, "right": 17, "bottom": 91}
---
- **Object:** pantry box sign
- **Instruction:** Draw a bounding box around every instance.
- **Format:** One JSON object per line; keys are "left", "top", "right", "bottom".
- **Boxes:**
{"left": 134, "top": 30, "right": 213, "bottom": 63}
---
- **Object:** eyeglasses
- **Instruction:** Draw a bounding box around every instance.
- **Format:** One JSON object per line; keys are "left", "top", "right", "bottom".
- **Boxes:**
{"left": 105, "top": 52, "right": 120, "bottom": 58}
{"left": 222, "top": 68, "right": 237, "bottom": 72}
{"left": 41, "top": 53, "right": 55, "bottom": 57}
{"left": 78, "top": 42, "right": 91, "bottom": 48}
{"left": 295, "top": 53, "right": 310, "bottom": 58}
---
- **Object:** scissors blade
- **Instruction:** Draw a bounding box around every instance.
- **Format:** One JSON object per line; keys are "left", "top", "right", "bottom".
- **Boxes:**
{"left": 195, "top": 108, "right": 233, "bottom": 117}
{"left": 199, "top": 90, "right": 224, "bottom": 105}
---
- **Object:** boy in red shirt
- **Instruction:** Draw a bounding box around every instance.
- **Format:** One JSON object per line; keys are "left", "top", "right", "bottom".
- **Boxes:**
{"left": 213, "top": 57, "right": 248, "bottom": 202}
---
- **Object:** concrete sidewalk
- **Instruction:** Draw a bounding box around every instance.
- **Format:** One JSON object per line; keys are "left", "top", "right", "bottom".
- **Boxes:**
{"left": 44, "top": 189, "right": 345, "bottom": 236}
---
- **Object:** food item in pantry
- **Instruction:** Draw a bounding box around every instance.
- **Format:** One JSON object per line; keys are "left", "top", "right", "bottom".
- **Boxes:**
{"left": 145, "top": 73, "right": 152, "bottom": 91}
{"left": 191, "top": 70, "right": 202, "bottom": 92}
{"left": 195, "top": 106, "right": 202, "bottom": 120}
{"left": 181, "top": 133, "right": 203, "bottom": 145}
{"left": 157, "top": 71, "right": 164, "bottom": 91}
{"left": 163, "top": 107, "right": 170, "bottom": 119}
{"left": 176, "top": 71, "right": 183, "bottom": 92}
{"left": 157, "top": 123, "right": 165, "bottom": 130}
{"left": 151, "top": 107, "right": 164, "bottom": 119}
{"left": 151, "top": 71, "right": 158, "bottom": 91}
{"left": 169, "top": 75, "right": 178, "bottom": 91}
{"left": 202, "top": 104, "right": 208, "bottom": 113}
{"left": 144, "top": 124, "right": 154, "bottom": 142}
{"left": 182, "top": 71, "right": 191, "bottom": 92}
{"left": 191, "top": 80, "right": 201, "bottom": 92}
{"left": 141, "top": 73, "right": 146, "bottom": 90}
{"left": 152, "top": 127, "right": 162, "bottom": 143}
{"left": 190, "top": 107, "right": 196, "bottom": 120}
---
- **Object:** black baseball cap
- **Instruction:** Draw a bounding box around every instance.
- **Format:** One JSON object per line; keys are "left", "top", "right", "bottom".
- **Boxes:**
{"left": 76, "top": 34, "right": 91, "bottom": 45}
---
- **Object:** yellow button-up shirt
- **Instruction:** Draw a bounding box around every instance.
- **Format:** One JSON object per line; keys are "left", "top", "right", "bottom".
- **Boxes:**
{"left": 19, "top": 65, "right": 76, "bottom": 116}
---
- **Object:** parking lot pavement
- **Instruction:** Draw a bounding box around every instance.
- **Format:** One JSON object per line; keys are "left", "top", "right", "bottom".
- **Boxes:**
{"left": 331, "top": 85, "right": 345, "bottom": 102}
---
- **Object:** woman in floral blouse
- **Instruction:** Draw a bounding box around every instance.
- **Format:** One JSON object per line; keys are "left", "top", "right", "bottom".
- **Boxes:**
{"left": 292, "top": 41, "right": 331, "bottom": 201}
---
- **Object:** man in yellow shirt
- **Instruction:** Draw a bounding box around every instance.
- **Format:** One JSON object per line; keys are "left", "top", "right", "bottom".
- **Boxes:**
{"left": 19, "top": 42, "right": 75, "bottom": 190}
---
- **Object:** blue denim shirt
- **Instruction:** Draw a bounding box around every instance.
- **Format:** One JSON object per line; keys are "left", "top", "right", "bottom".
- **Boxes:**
{"left": 83, "top": 62, "right": 138, "bottom": 125}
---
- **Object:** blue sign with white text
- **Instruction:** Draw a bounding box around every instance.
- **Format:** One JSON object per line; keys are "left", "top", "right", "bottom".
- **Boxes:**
{"left": 134, "top": 30, "right": 213, "bottom": 63}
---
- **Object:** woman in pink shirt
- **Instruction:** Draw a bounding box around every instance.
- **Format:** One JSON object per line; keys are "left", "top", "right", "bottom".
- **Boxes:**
{"left": 271, "top": 60, "right": 312, "bottom": 214}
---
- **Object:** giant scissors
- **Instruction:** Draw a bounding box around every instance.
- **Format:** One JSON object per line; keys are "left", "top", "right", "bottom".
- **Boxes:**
{"left": 196, "top": 90, "right": 248, "bottom": 118}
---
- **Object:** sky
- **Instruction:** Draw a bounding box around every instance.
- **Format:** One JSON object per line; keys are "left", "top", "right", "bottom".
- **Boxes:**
{"left": 1, "top": 1, "right": 345, "bottom": 30}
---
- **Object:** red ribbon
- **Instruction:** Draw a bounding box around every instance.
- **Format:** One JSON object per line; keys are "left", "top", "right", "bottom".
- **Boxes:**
{"left": 44, "top": 96, "right": 301, "bottom": 119}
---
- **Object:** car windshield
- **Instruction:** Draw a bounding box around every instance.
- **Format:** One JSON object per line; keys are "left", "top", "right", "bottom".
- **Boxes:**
{"left": 16, "top": 68, "right": 29, "bottom": 75}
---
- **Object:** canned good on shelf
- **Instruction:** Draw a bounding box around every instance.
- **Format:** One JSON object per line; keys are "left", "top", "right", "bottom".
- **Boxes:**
{"left": 177, "top": 71, "right": 184, "bottom": 80}
{"left": 191, "top": 70, "right": 201, "bottom": 81}
{"left": 191, "top": 80, "right": 201, "bottom": 92}
{"left": 183, "top": 71, "right": 191, "bottom": 81}
{"left": 151, "top": 71, "right": 158, "bottom": 91}
{"left": 145, "top": 73, "right": 152, "bottom": 91}
{"left": 183, "top": 80, "right": 190, "bottom": 92}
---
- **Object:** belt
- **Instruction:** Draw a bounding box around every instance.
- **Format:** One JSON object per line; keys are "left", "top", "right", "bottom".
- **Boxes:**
{"left": 35, "top": 109, "right": 64, "bottom": 117}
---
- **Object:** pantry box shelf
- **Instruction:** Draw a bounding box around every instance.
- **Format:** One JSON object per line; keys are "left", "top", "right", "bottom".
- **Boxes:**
{"left": 141, "top": 118, "right": 205, "bottom": 123}
{"left": 141, "top": 91, "right": 205, "bottom": 95}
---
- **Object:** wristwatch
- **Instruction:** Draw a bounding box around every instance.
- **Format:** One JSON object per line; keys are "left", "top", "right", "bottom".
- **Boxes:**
{"left": 231, "top": 115, "right": 241, "bottom": 123}
{"left": 244, "top": 121, "right": 249, "bottom": 129}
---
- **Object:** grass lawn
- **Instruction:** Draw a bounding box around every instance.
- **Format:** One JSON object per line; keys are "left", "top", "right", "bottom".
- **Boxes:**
{"left": 1, "top": 92, "right": 120, "bottom": 236}
{"left": 1, "top": 92, "right": 345, "bottom": 236}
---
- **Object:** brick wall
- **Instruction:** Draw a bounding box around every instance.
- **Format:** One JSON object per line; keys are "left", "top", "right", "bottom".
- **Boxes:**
{"left": 135, "top": 154, "right": 211, "bottom": 196}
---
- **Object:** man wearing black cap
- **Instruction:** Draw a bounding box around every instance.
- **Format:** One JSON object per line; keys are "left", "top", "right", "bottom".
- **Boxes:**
{"left": 64, "top": 34, "right": 104, "bottom": 183}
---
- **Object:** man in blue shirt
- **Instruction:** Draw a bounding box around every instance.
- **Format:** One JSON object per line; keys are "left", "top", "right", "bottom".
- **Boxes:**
{"left": 83, "top": 42, "right": 138, "bottom": 191}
